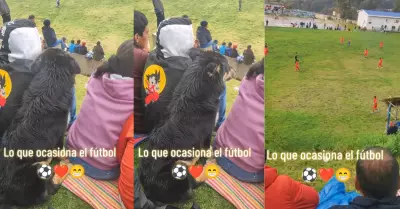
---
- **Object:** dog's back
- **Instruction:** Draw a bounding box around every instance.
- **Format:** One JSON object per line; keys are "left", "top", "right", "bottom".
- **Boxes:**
{"left": 139, "top": 49, "right": 229, "bottom": 203}
{"left": 0, "top": 48, "right": 81, "bottom": 207}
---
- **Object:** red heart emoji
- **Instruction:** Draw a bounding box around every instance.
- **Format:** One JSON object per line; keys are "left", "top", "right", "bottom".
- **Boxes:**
{"left": 319, "top": 168, "right": 334, "bottom": 182}
{"left": 189, "top": 165, "right": 203, "bottom": 178}
{"left": 54, "top": 164, "right": 68, "bottom": 178}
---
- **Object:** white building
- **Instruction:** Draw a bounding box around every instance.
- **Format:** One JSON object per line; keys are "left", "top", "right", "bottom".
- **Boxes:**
{"left": 357, "top": 10, "right": 400, "bottom": 31}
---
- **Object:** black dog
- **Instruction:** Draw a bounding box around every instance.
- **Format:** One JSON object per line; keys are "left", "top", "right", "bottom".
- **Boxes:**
{"left": 139, "top": 49, "right": 229, "bottom": 204}
{"left": 0, "top": 48, "right": 80, "bottom": 208}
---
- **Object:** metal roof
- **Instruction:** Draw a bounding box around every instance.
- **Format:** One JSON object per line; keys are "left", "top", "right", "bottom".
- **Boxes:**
{"left": 363, "top": 10, "right": 400, "bottom": 18}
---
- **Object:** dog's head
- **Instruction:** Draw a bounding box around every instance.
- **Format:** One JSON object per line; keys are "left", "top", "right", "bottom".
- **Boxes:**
{"left": 189, "top": 48, "right": 230, "bottom": 84}
{"left": 30, "top": 48, "right": 81, "bottom": 77}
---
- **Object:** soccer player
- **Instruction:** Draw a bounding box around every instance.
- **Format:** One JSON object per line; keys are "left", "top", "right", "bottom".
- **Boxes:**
{"left": 295, "top": 52, "right": 299, "bottom": 63}
{"left": 372, "top": 96, "right": 379, "bottom": 113}
{"left": 380, "top": 41, "right": 384, "bottom": 49}
{"left": 347, "top": 38, "right": 351, "bottom": 47}
{"left": 340, "top": 37, "right": 344, "bottom": 44}
{"left": 265, "top": 44, "right": 268, "bottom": 56}
{"left": 295, "top": 60, "right": 300, "bottom": 71}
{"left": 364, "top": 48, "right": 368, "bottom": 58}
{"left": 378, "top": 57, "right": 383, "bottom": 68}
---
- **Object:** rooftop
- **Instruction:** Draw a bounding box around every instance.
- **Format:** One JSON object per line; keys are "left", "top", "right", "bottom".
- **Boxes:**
{"left": 363, "top": 10, "right": 400, "bottom": 18}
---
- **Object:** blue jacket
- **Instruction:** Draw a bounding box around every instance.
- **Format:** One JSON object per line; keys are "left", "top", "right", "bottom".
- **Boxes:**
{"left": 225, "top": 47, "right": 232, "bottom": 57}
{"left": 317, "top": 177, "right": 360, "bottom": 209}
{"left": 219, "top": 45, "right": 226, "bottom": 56}
{"left": 74, "top": 44, "right": 81, "bottom": 53}
{"left": 69, "top": 44, "right": 75, "bottom": 53}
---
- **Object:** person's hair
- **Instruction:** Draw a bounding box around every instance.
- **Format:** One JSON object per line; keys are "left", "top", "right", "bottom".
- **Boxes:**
{"left": 228, "top": 42, "right": 232, "bottom": 47}
{"left": 247, "top": 45, "right": 252, "bottom": 49}
{"left": 374, "top": 96, "right": 376, "bottom": 98}
{"left": 182, "top": 15, "right": 188, "bottom": 18}
{"left": 200, "top": 20, "right": 208, "bottom": 27}
{"left": 28, "top": 15, "right": 35, "bottom": 20}
{"left": 77, "top": 40, "right": 81, "bottom": 44}
{"left": 222, "top": 42, "right": 226, "bottom": 46}
{"left": 97, "top": 41, "right": 101, "bottom": 45}
{"left": 356, "top": 146, "right": 399, "bottom": 199}
{"left": 134, "top": 11, "right": 148, "bottom": 36}
{"left": 213, "top": 40, "right": 218, "bottom": 44}
{"left": 94, "top": 39, "right": 134, "bottom": 78}
{"left": 233, "top": 44, "right": 238, "bottom": 49}
{"left": 82, "top": 41, "right": 86, "bottom": 46}
{"left": 43, "top": 19, "right": 51, "bottom": 27}
{"left": 62, "top": 37, "right": 66, "bottom": 41}
{"left": 70, "top": 40, "right": 75, "bottom": 44}
{"left": 246, "top": 58, "right": 264, "bottom": 79}
{"left": 265, "top": 43, "right": 267, "bottom": 47}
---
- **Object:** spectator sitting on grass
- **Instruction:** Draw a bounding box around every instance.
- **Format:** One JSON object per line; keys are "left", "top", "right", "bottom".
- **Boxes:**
{"left": 225, "top": 42, "right": 232, "bottom": 57}
{"left": 196, "top": 20, "right": 212, "bottom": 49}
{"left": 68, "top": 40, "right": 75, "bottom": 53}
{"left": 219, "top": 42, "right": 226, "bottom": 56}
{"left": 212, "top": 40, "right": 219, "bottom": 52}
{"left": 42, "top": 19, "right": 63, "bottom": 48}
{"left": 74, "top": 39, "right": 81, "bottom": 54}
{"left": 80, "top": 41, "right": 88, "bottom": 55}
{"left": 61, "top": 37, "right": 67, "bottom": 51}
{"left": 243, "top": 45, "right": 255, "bottom": 65}
{"left": 330, "top": 147, "right": 400, "bottom": 209}
{"left": 231, "top": 44, "right": 239, "bottom": 58}
{"left": 93, "top": 41, "right": 105, "bottom": 61}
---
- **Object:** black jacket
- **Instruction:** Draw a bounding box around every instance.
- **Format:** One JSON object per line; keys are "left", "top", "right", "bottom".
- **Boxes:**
{"left": 42, "top": 26, "right": 57, "bottom": 47}
{"left": 142, "top": 17, "right": 194, "bottom": 133}
{"left": 330, "top": 196, "right": 400, "bottom": 209}
{"left": 196, "top": 26, "right": 212, "bottom": 47}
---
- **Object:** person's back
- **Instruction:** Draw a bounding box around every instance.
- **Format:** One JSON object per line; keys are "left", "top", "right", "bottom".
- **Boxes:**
{"left": 0, "top": 19, "right": 42, "bottom": 136}
{"left": 67, "top": 40, "right": 134, "bottom": 179}
{"left": 93, "top": 41, "right": 105, "bottom": 61}
{"left": 142, "top": 17, "right": 195, "bottom": 133}
{"left": 196, "top": 21, "right": 212, "bottom": 48}
{"left": 330, "top": 147, "right": 400, "bottom": 209}
{"left": 215, "top": 59, "right": 264, "bottom": 178}
{"left": 231, "top": 44, "right": 239, "bottom": 58}
{"left": 225, "top": 42, "right": 232, "bottom": 57}
{"left": 74, "top": 40, "right": 81, "bottom": 54}
{"left": 80, "top": 41, "right": 88, "bottom": 55}
{"left": 219, "top": 42, "right": 226, "bottom": 56}
{"left": 243, "top": 45, "right": 255, "bottom": 65}
{"left": 69, "top": 40, "right": 75, "bottom": 53}
{"left": 42, "top": 19, "right": 57, "bottom": 47}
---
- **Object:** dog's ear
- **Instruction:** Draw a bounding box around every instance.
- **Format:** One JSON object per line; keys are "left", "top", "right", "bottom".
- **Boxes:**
{"left": 205, "top": 62, "right": 219, "bottom": 77}
{"left": 68, "top": 57, "right": 81, "bottom": 75}
{"left": 188, "top": 48, "right": 203, "bottom": 61}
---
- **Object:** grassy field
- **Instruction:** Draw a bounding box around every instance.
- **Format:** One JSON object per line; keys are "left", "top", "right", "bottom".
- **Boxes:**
{"left": 6, "top": 0, "right": 131, "bottom": 208}
{"left": 134, "top": 0, "right": 264, "bottom": 58}
{"left": 134, "top": 0, "right": 263, "bottom": 208}
{"left": 266, "top": 27, "right": 400, "bottom": 191}
{"left": 8, "top": 0, "right": 132, "bottom": 56}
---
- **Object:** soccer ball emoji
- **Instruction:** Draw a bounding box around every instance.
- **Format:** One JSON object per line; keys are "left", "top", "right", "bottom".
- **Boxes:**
{"left": 171, "top": 163, "right": 188, "bottom": 180}
{"left": 302, "top": 167, "right": 317, "bottom": 182}
{"left": 37, "top": 164, "right": 53, "bottom": 180}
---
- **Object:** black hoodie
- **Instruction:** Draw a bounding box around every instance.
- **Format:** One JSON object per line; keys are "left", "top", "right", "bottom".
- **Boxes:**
{"left": 141, "top": 17, "right": 195, "bottom": 133}
{"left": 0, "top": 19, "right": 42, "bottom": 136}
{"left": 330, "top": 196, "right": 400, "bottom": 209}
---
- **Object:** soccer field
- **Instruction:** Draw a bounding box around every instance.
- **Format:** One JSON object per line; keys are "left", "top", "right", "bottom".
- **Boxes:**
{"left": 266, "top": 27, "right": 400, "bottom": 191}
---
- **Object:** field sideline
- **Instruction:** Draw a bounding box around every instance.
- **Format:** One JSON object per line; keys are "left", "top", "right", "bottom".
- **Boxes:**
{"left": 266, "top": 27, "right": 400, "bottom": 191}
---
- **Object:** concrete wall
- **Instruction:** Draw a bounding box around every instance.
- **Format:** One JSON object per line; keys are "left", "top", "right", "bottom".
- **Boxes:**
{"left": 69, "top": 53, "right": 104, "bottom": 76}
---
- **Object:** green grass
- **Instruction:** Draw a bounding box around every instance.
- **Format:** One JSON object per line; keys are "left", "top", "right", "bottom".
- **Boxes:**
{"left": 266, "top": 27, "right": 400, "bottom": 191}
{"left": 7, "top": 0, "right": 131, "bottom": 207}
{"left": 8, "top": 0, "right": 132, "bottom": 56}
{"left": 134, "top": 0, "right": 264, "bottom": 58}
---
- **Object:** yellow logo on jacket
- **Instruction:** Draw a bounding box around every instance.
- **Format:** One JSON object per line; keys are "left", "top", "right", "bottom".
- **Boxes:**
{"left": 143, "top": 64, "right": 166, "bottom": 106}
{"left": 0, "top": 69, "right": 12, "bottom": 109}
